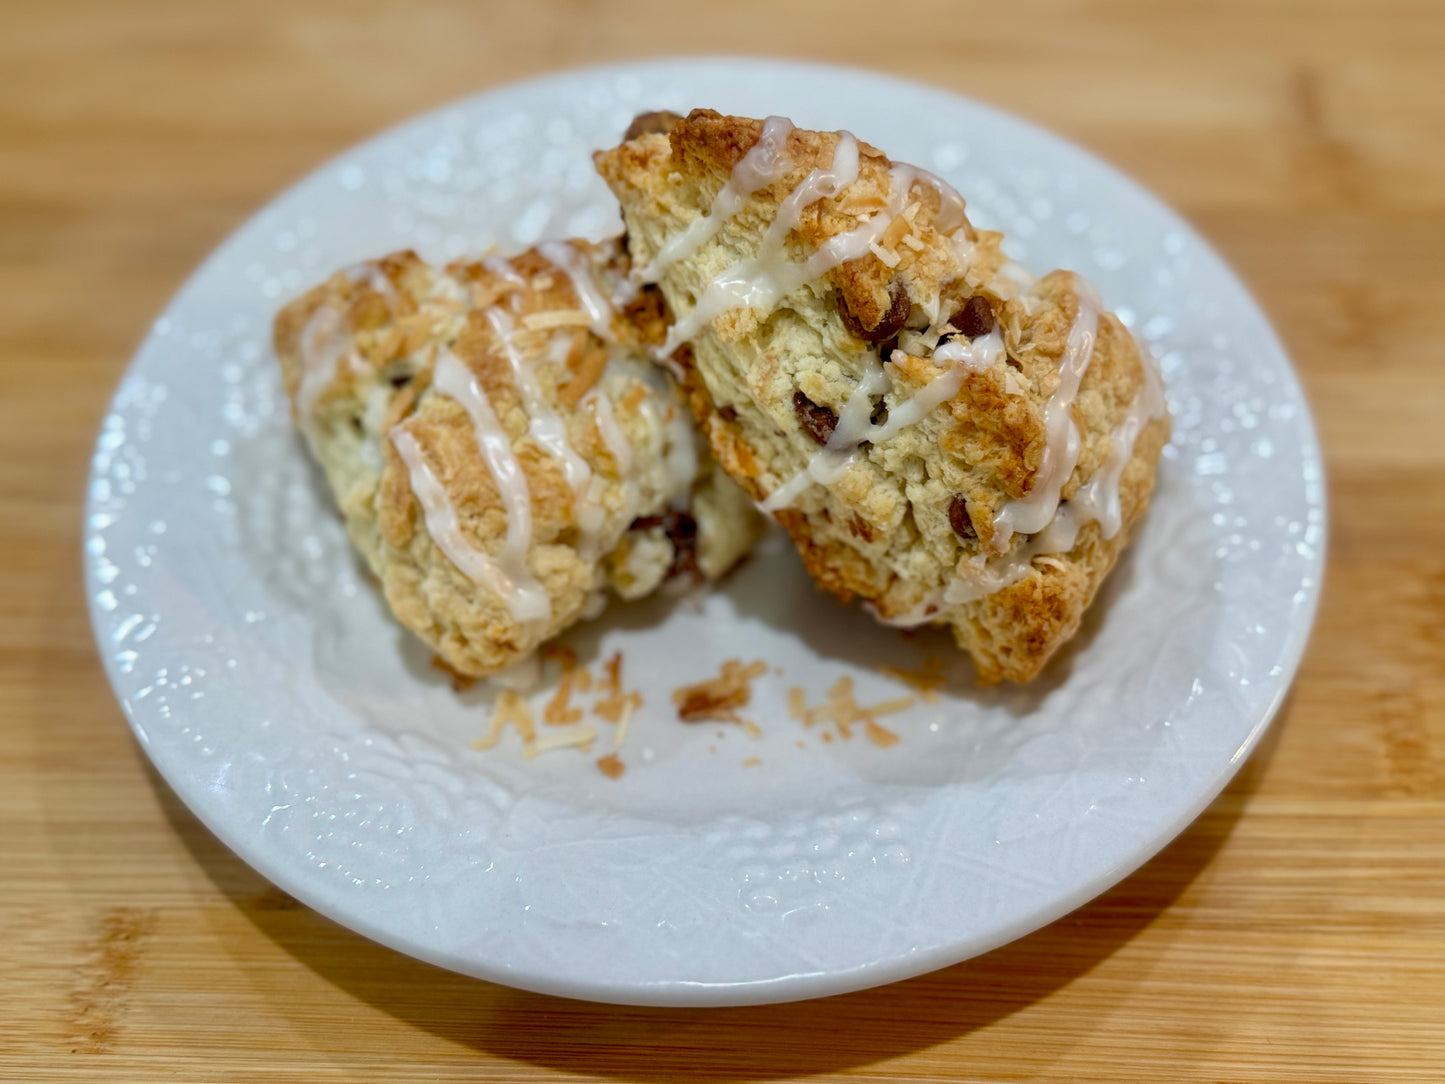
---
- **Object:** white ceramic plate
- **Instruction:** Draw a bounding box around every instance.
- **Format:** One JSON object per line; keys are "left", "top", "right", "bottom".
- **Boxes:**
{"left": 85, "top": 59, "right": 1324, "bottom": 1006}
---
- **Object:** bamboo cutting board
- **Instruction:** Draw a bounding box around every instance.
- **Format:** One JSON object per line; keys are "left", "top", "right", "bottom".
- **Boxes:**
{"left": 4, "top": 1, "right": 1444, "bottom": 1080}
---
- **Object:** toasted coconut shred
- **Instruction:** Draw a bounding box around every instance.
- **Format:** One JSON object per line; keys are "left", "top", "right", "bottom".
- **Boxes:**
{"left": 472, "top": 647, "right": 647, "bottom": 776}
{"left": 471, "top": 642, "right": 921, "bottom": 773}
{"left": 472, "top": 689, "right": 535, "bottom": 751}
{"left": 877, "top": 657, "right": 947, "bottom": 703}
{"left": 789, "top": 676, "right": 913, "bottom": 747}
{"left": 672, "top": 659, "right": 768, "bottom": 728}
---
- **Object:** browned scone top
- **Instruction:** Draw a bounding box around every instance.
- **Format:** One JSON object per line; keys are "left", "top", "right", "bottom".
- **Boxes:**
{"left": 596, "top": 109, "right": 1170, "bottom": 682}
{"left": 273, "top": 239, "right": 762, "bottom": 677}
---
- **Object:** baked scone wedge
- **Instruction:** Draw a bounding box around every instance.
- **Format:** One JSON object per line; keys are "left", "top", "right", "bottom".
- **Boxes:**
{"left": 274, "top": 239, "right": 763, "bottom": 678}
{"left": 597, "top": 110, "right": 1169, "bottom": 683}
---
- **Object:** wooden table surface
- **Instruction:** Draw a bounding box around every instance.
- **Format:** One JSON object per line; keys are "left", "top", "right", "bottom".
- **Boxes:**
{"left": 6, "top": 1, "right": 1444, "bottom": 1080}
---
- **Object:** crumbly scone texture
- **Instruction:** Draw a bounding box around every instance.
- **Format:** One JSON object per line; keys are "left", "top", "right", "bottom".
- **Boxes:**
{"left": 274, "top": 240, "right": 762, "bottom": 677}
{"left": 596, "top": 109, "right": 1170, "bottom": 682}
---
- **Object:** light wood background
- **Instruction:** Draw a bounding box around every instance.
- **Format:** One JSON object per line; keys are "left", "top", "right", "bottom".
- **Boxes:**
{"left": 5, "top": 1, "right": 1443, "bottom": 1080}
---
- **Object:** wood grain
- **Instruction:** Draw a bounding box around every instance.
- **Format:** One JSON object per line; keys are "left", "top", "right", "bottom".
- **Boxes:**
{"left": 4, "top": 1, "right": 1443, "bottom": 1080}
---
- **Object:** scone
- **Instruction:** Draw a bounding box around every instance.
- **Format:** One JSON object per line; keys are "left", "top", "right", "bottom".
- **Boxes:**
{"left": 596, "top": 110, "right": 1169, "bottom": 683}
{"left": 273, "top": 238, "right": 763, "bottom": 678}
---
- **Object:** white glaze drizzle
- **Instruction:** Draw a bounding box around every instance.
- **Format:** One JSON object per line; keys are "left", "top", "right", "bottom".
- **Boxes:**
{"left": 654, "top": 121, "right": 976, "bottom": 358}
{"left": 875, "top": 330, "right": 1003, "bottom": 439}
{"left": 407, "top": 350, "right": 551, "bottom": 624}
{"left": 481, "top": 307, "right": 610, "bottom": 560}
{"left": 869, "top": 502, "right": 1088, "bottom": 626}
{"left": 659, "top": 400, "right": 700, "bottom": 507}
{"left": 871, "top": 332, "right": 1168, "bottom": 622}
{"left": 1069, "top": 344, "right": 1167, "bottom": 539}
{"left": 638, "top": 116, "right": 796, "bottom": 283}
{"left": 297, "top": 262, "right": 403, "bottom": 416}
{"left": 989, "top": 274, "right": 1102, "bottom": 552}
{"left": 389, "top": 425, "right": 549, "bottom": 624}
{"left": 296, "top": 302, "right": 353, "bottom": 416}
{"left": 762, "top": 131, "right": 860, "bottom": 248}
{"left": 660, "top": 167, "right": 910, "bottom": 357}
{"left": 584, "top": 389, "right": 640, "bottom": 522}
{"left": 483, "top": 308, "right": 593, "bottom": 495}
{"left": 760, "top": 329, "right": 1005, "bottom": 512}
{"left": 481, "top": 254, "right": 528, "bottom": 289}
{"left": 887, "top": 162, "right": 970, "bottom": 236}
{"left": 344, "top": 260, "right": 398, "bottom": 301}
{"left": 536, "top": 241, "right": 616, "bottom": 340}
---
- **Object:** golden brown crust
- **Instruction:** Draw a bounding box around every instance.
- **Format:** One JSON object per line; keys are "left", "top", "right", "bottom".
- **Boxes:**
{"left": 597, "top": 110, "right": 1170, "bottom": 683}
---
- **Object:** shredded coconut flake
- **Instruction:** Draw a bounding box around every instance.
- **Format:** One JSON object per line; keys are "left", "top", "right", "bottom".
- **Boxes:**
{"left": 524, "top": 724, "right": 597, "bottom": 759}
{"left": 864, "top": 719, "right": 902, "bottom": 748}
{"left": 673, "top": 659, "right": 768, "bottom": 724}
{"left": 868, "top": 242, "right": 901, "bottom": 268}
{"left": 522, "top": 309, "right": 593, "bottom": 331}
{"left": 543, "top": 668, "right": 586, "bottom": 725}
{"left": 473, "top": 689, "right": 535, "bottom": 750}
{"left": 791, "top": 677, "right": 914, "bottom": 744}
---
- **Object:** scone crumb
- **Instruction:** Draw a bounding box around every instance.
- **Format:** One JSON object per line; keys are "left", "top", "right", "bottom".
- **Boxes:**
{"left": 673, "top": 659, "right": 768, "bottom": 724}
{"left": 432, "top": 656, "right": 477, "bottom": 692}
{"left": 596, "top": 753, "right": 626, "bottom": 779}
{"left": 542, "top": 644, "right": 578, "bottom": 671}
{"left": 742, "top": 757, "right": 763, "bottom": 768}
{"left": 878, "top": 657, "right": 947, "bottom": 703}
{"left": 473, "top": 690, "right": 536, "bottom": 750}
{"left": 787, "top": 686, "right": 807, "bottom": 720}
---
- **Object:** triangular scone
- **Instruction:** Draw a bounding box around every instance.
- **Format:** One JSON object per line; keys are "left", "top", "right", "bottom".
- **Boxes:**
{"left": 274, "top": 239, "right": 763, "bottom": 678}
{"left": 597, "top": 110, "right": 1169, "bottom": 683}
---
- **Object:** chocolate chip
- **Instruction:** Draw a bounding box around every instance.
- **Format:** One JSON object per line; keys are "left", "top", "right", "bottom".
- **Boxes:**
{"left": 838, "top": 282, "right": 911, "bottom": 343}
{"left": 717, "top": 405, "right": 739, "bottom": 423}
{"left": 950, "top": 295, "right": 995, "bottom": 340}
{"left": 624, "top": 110, "right": 684, "bottom": 141}
{"left": 629, "top": 509, "right": 699, "bottom": 578}
{"left": 670, "top": 511, "right": 698, "bottom": 544}
{"left": 869, "top": 398, "right": 888, "bottom": 426}
{"left": 948, "top": 495, "right": 976, "bottom": 540}
{"left": 793, "top": 391, "right": 838, "bottom": 445}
